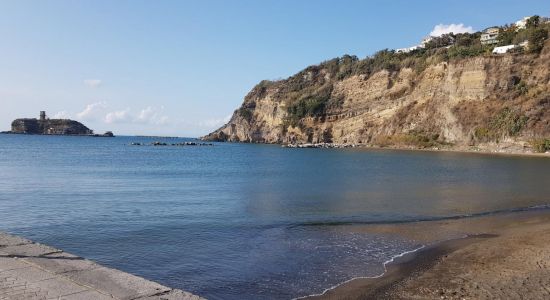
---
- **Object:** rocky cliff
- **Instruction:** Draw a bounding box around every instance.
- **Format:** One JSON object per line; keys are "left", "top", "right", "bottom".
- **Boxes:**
{"left": 10, "top": 118, "right": 93, "bottom": 135}
{"left": 203, "top": 39, "right": 550, "bottom": 152}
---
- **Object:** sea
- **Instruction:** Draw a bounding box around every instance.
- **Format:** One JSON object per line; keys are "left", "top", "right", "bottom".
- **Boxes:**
{"left": 0, "top": 134, "right": 549, "bottom": 299}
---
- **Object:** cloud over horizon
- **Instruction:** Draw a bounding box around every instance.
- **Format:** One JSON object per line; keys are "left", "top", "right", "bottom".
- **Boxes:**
{"left": 429, "top": 23, "right": 474, "bottom": 37}
{"left": 104, "top": 109, "right": 131, "bottom": 124}
{"left": 50, "top": 102, "right": 231, "bottom": 136}
{"left": 76, "top": 102, "right": 107, "bottom": 120}
{"left": 69, "top": 102, "right": 170, "bottom": 126}
{"left": 135, "top": 106, "right": 170, "bottom": 125}
{"left": 83, "top": 79, "right": 102, "bottom": 88}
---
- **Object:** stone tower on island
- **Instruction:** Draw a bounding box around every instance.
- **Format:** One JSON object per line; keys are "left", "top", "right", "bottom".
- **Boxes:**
{"left": 10, "top": 111, "right": 94, "bottom": 135}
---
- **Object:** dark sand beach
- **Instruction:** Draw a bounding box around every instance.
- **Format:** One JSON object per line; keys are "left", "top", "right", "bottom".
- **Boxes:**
{"left": 309, "top": 210, "right": 550, "bottom": 299}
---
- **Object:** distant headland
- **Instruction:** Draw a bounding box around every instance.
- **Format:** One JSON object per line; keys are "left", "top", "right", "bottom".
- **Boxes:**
{"left": 2, "top": 111, "right": 114, "bottom": 137}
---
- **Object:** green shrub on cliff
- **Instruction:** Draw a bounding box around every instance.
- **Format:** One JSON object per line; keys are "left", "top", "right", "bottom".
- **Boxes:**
{"left": 287, "top": 97, "right": 326, "bottom": 119}
{"left": 238, "top": 107, "right": 253, "bottom": 123}
{"left": 447, "top": 45, "right": 485, "bottom": 59}
{"left": 285, "top": 84, "right": 334, "bottom": 127}
{"left": 530, "top": 138, "right": 550, "bottom": 153}
{"left": 490, "top": 108, "right": 528, "bottom": 136}
{"left": 497, "top": 25, "right": 518, "bottom": 46}
{"left": 528, "top": 28, "right": 548, "bottom": 53}
{"left": 474, "top": 108, "right": 528, "bottom": 142}
{"left": 373, "top": 130, "right": 444, "bottom": 148}
{"left": 473, "top": 127, "right": 491, "bottom": 142}
{"left": 424, "top": 34, "right": 455, "bottom": 49}
{"left": 516, "top": 81, "right": 529, "bottom": 95}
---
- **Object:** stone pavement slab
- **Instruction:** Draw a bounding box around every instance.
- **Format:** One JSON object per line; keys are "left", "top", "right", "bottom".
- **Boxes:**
{"left": 0, "top": 243, "right": 60, "bottom": 257}
{"left": 1, "top": 267, "right": 56, "bottom": 283}
{"left": 0, "top": 231, "right": 206, "bottom": 300}
{"left": 0, "top": 257, "right": 28, "bottom": 272}
{"left": 0, "top": 233, "right": 32, "bottom": 247}
{"left": 64, "top": 267, "right": 171, "bottom": 300}
{"left": 139, "top": 290, "right": 205, "bottom": 300}
{"left": 27, "top": 277, "right": 88, "bottom": 298}
{"left": 22, "top": 252, "right": 100, "bottom": 274}
{"left": 59, "top": 290, "right": 115, "bottom": 300}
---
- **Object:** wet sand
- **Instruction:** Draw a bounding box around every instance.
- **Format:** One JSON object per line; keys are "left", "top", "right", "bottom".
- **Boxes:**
{"left": 308, "top": 210, "right": 550, "bottom": 299}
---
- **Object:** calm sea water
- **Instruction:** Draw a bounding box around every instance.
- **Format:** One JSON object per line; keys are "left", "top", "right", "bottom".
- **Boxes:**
{"left": 0, "top": 134, "right": 549, "bottom": 299}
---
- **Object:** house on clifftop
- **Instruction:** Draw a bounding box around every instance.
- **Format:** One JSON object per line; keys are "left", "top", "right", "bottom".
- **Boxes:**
{"left": 481, "top": 27, "right": 500, "bottom": 45}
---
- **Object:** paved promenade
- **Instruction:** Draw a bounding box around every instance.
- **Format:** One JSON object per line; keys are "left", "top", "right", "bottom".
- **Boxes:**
{"left": 0, "top": 232, "right": 205, "bottom": 300}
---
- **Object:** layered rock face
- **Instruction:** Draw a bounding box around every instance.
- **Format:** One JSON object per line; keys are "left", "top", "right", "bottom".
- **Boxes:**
{"left": 11, "top": 118, "right": 93, "bottom": 135}
{"left": 203, "top": 42, "right": 550, "bottom": 149}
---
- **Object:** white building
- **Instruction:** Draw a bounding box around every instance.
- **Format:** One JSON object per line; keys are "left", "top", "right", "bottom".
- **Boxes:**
{"left": 515, "top": 16, "right": 550, "bottom": 30}
{"left": 481, "top": 27, "right": 500, "bottom": 45}
{"left": 492, "top": 40, "right": 529, "bottom": 54}
{"left": 396, "top": 45, "right": 421, "bottom": 53}
{"left": 492, "top": 45, "right": 517, "bottom": 54}
{"left": 395, "top": 36, "right": 434, "bottom": 53}
{"left": 515, "top": 17, "right": 530, "bottom": 30}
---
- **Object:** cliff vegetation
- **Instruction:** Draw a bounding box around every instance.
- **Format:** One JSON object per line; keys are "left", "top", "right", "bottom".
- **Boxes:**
{"left": 203, "top": 18, "right": 550, "bottom": 153}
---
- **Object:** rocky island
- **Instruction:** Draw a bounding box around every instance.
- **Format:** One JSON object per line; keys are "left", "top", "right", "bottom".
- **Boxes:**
{"left": 3, "top": 111, "right": 114, "bottom": 137}
{"left": 203, "top": 17, "right": 550, "bottom": 154}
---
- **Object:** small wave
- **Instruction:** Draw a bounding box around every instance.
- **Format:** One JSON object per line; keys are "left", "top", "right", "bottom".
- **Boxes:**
{"left": 293, "top": 244, "right": 426, "bottom": 299}
{"left": 291, "top": 205, "right": 550, "bottom": 299}
{"left": 292, "top": 203, "right": 550, "bottom": 228}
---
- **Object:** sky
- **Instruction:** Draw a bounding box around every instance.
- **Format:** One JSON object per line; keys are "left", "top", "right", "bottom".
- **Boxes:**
{"left": 0, "top": 0, "right": 549, "bottom": 137}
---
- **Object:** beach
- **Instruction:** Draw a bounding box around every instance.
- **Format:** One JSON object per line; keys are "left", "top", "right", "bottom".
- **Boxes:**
{"left": 310, "top": 210, "right": 550, "bottom": 299}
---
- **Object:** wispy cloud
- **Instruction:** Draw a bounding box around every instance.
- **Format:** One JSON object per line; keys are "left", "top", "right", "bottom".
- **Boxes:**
{"left": 135, "top": 106, "right": 170, "bottom": 125}
{"left": 74, "top": 102, "right": 172, "bottom": 125}
{"left": 76, "top": 102, "right": 107, "bottom": 120}
{"left": 429, "top": 23, "right": 474, "bottom": 37}
{"left": 104, "top": 109, "right": 131, "bottom": 124}
{"left": 100, "top": 106, "right": 170, "bottom": 125}
{"left": 83, "top": 79, "right": 102, "bottom": 88}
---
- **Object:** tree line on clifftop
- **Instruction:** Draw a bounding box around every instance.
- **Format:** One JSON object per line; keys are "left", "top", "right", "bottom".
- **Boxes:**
{"left": 231, "top": 17, "right": 549, "bottom": 151}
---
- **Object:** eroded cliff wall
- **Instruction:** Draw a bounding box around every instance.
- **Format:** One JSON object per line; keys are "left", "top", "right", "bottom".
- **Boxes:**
{"left": 203, "top": 43, "right": 550, "bottom": 150}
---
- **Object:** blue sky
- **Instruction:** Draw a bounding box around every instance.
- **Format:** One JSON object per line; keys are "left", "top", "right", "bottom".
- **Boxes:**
{"left": 1, "top": 0, "right": 548, "bottom": 136}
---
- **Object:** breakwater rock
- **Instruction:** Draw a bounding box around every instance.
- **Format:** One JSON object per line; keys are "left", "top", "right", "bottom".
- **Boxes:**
{"left": 283, "top": 143, "right": 360, "bottom": 149}
{"left": 131, "top": 141, "right": 214, "bottom": 146}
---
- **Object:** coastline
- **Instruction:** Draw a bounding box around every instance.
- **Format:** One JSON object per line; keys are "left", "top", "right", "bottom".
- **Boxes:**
{"left": 282, "top": 142, "right": 550, "bottom": 158}
{"left": 359, "top": 144, "right": 550, "bottom": 158}
{"left": 307, "top": 209, "right": 550, "bottom": 299}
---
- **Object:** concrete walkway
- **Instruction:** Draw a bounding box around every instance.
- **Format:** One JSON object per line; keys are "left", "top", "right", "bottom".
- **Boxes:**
{"left": 0, "top": 232, "right": 205, "bottom": 300}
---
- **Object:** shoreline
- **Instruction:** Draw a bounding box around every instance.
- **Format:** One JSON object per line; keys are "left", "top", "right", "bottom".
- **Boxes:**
{"left": 306, "top": 209, "right": 550, "bottom": 299}
{"left": 295, "top": 244, "right": 427, "bottom": 300}
{"left": 4, "top": 133, "right": 548, "bottom": 158}
{"left": 282, "top": 142, "right": 550, "bottom": 158}
{"left": 360, "top": 144, "right": 550, "bottom": 158}
{"left": 305, "top": 234, "right": 492, "bottom": 300}
{"left": 197, "top": 137, "right": 550, "bottom": 158}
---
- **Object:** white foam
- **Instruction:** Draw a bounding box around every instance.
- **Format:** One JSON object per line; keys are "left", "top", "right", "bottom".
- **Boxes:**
{"left": 293, "top": 244, "right": 426, "bottom": 299}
